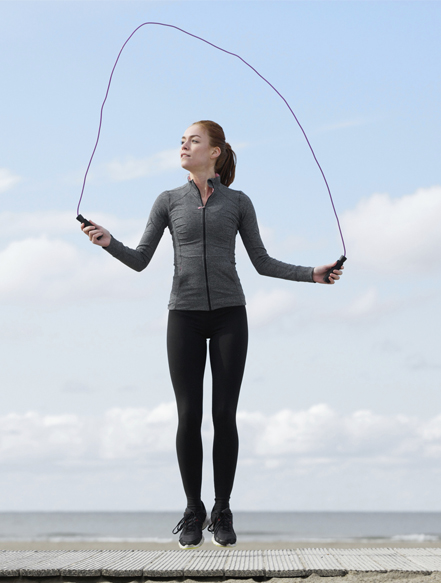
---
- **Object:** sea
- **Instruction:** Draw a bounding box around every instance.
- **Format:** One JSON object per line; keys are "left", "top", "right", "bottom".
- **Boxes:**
{"left": 0, "top": 512, "right": 440, "bottom": 543}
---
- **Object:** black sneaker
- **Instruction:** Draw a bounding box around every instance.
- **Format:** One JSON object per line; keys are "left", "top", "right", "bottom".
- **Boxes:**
{"left": 172, "top": 504, "right": 209, "bottom": 549}
{"left": 208, "top": 508, "right": 237, "bottom": 547}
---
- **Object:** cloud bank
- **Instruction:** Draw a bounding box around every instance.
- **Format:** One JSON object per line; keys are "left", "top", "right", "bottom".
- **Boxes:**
{"left": 97, "top": 142, "right": 248, "bottom": 183}
{"left": 0, "top": 235, "right": 160, "bottom": 303}
{"left": 0, "top": 168, "right": 21, "bottom": 193}
{"left": 318, "top": 117, "right": 373, "bottom": 133}
{"left": 341, "top": 185, "right": 441, "bottom": 275}
{"left": 246, "top": 288, "right": 297, "bottom": 326}
{"left": 105, "top": 149, "right": 180, "bottom": 182}
{"left": 3, "top": 404, "right": 441, "bottom": 510}
{"left": 0, "top": 212, "right": 172, "bottom": 304}
{"left": 2, "top": 403, "right": 441, "bottom": 468}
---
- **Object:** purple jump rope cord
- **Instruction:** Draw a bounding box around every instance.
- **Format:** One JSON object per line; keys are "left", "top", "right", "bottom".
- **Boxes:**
{"left": 77, "top": 21, "right": 346, "bottom": 257}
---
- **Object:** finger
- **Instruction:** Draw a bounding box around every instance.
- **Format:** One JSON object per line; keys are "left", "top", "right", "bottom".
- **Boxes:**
{"left": 88, "top": 229, "right": 99, "bottom": 241}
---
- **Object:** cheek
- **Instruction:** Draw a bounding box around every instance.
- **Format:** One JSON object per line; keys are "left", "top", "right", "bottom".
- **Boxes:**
{"left": 194, "top": 148, "right": 205, "bottom": 160}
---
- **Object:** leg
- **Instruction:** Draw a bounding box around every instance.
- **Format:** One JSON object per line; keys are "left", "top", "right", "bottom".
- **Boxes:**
{"left": 167, "top": 310, "right": 207, "bottom": 509}
{"left": 209, "top": 306, "right": 248, "bottom": 510}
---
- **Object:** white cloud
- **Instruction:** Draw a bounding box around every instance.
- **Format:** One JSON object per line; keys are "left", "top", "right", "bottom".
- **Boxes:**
{"left": 0, "top": 211, "right": 145, "bottom": 242}
{"left": 0, "top": 168, "right": 21, "bottom": 193}
{"left": 99, "top": 404, "right": 176, "bottom": 460}
{"left": 4, "top": 404, "right": 441, "bottom": 511}
{"left": 345, "top": 287, "right": 379, "bottom": 317}
{"left": 105, "top": 149, "right": 180, "bottom": 182}
{"left": 246, "top": 288, "right": 297, "bottom": 326}
{"left": 0, "top": 412, "right": 89, "bottom": 462}
{"left": 318, "top": 117, "right": 373, "bottom": 133}
{"left": 341, "top": 185, "right": 441, "bottom": 275}
{"left": 98, "top": 141, "right": 248, "bottom": 183}
{"left": 0, "top": 404, "right": 177, "bottom": 464}
{"left": 0, "top": 211, "right": 172, "bottom": 304}
{"left": 2, "top": 404, "right": 440, "bottom": 470}
{"left": 0, "top": 236, "right": 80, "bottom": 301}
{"left": 0, "top": 235, "right": 166, "bottom": 303}
{"left": 237, "top": 404, "right": 435, "bottom": 465}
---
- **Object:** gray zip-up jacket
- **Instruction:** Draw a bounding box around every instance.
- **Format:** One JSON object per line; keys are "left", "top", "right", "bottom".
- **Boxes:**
{"left": 104, "top": 176, "right": 315, "bottom": 310}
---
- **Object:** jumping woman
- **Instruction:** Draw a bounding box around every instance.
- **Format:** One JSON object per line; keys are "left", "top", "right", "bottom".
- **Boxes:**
{"left": 81, "top": 120, "right": 343, "bottom": 549}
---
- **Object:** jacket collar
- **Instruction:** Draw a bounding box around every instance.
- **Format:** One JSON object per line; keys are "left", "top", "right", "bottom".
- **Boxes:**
{"left": 207, "top": 174, "right": 221, "bottom": 188}
{"left": 187, "top": 174, "right": 221, "bottom": 189}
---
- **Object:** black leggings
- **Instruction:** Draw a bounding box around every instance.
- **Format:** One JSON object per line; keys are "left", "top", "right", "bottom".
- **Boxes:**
{"left": 167, "top": 306, "right": 248, "bottom": 509}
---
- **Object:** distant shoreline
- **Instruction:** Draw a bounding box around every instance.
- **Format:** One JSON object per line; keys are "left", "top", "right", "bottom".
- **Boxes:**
{"left": 2, "top": 540, "right": 441, "bottom": 551}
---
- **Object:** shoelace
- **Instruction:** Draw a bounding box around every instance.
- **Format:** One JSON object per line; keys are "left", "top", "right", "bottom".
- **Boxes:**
{"left": 208, "top": 510, "right": 233, "bottom": 534}
{"left": 172, "top": 512, "right": 200, "bottom": 534}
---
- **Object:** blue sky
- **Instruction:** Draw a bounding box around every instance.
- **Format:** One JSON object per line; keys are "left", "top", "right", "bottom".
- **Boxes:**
{"left": 1, "top": 0, "right": 441, "bottom": 512}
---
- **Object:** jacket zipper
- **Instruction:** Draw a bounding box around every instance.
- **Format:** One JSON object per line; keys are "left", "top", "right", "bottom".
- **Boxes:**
{"left": 195, "top": 182, "right": 212, "bottom": 311}
{"left": 201, "top": 206, "right": 212, "bottom": 311}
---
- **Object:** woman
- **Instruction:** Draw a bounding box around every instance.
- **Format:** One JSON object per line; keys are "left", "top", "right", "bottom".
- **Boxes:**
{"left": 81, "top": 120, "right": 343, "bottom": 549}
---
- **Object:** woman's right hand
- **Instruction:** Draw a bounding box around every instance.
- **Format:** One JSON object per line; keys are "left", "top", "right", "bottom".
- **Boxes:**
{"left": 81, "top": 219, "right": 111, "bottom": 247}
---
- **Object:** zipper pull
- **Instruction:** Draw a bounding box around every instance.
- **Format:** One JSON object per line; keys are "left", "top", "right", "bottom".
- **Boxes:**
{"left": 198, "top": 206, "right": 205, "bottom": 209}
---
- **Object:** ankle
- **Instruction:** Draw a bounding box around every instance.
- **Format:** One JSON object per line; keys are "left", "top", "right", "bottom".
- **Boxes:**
{"left": 212, "top": 498, "right": 230, "bottom": 517}
{"left": 187, "top": 499, "right": 204, "bottom": 514}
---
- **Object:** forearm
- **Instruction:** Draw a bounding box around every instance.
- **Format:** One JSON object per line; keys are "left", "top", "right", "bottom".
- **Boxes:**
{"left": 103, "top": 236, "right": 151, "bottom": 272}
{"left": 252, "top": 252, "right": 315, "bottom": 282}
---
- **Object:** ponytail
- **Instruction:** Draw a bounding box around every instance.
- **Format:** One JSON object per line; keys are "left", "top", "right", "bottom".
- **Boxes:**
{"left": 217, "top": 142, "right": 236, "bottom": 187}
{"left": 193, "top": 120, "right": 237, "bottom": 187}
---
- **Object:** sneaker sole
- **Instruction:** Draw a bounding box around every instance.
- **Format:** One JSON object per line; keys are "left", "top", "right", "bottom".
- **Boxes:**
{"left": 179, "top": 534, "right": 204, "bottom": 550}
{"left": 178, "top": 517, "right": 210, "bottom": 549}
{"left": 211, "top": 535, "right": 236, "bottom": 548}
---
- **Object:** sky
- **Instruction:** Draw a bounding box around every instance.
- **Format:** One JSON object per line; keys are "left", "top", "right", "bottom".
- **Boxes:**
{"left": 1, "top": 0, "right": 441, "bottom": 512}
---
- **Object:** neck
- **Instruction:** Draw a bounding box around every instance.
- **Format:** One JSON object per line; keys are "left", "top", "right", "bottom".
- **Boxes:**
{"left": 190, "top": 169, "right": 216, "bottom": 195}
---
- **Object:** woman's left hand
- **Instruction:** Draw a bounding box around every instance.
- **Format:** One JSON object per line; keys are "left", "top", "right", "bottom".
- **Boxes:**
{"left": 313, "top": 262, "right": 344, "bottom": 284}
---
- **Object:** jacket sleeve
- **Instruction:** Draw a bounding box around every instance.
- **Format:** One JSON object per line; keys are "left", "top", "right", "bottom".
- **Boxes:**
{"left": 238, "top": 192, "right": 315, "bottom": 283}
{"left": 103, "top": 192, "right": 169, "bottom": 272}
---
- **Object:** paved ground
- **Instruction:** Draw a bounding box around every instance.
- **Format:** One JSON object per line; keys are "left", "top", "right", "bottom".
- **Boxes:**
{"left": 1, "top": 548, "right": 441, "bottom": 579}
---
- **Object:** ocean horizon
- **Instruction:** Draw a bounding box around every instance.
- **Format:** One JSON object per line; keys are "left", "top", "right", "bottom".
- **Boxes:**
{"left": 0, "top": 511, "right": 440, "bottom": 543}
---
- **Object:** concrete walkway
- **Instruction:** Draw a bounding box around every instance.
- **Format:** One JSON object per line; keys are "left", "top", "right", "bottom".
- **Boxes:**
{"left": 1, "top": 548, "right": 441, "bottom": 578}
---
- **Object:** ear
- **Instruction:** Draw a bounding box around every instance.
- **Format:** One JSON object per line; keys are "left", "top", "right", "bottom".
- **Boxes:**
{"left": 210, "top": 147, "right": 221, "bottom": 160}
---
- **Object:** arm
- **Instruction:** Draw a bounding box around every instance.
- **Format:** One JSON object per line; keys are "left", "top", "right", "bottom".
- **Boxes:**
{"left": 81, "top": 192, "right": 169, "bottom": 272}
{"left": 238, "top": 193, "right": 315, "bottom": 283}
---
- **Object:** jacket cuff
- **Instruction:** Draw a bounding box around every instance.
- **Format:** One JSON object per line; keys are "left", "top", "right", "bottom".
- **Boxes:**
{"left": 101, "top": 235, "right": 116, "bottom": 252}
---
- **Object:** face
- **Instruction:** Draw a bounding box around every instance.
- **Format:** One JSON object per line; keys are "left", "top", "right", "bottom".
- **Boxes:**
{"left": 180, "top": 124, "right": 220, "bottom": 173}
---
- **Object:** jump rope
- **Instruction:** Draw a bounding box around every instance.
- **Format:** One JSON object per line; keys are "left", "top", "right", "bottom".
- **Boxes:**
{"left": 76, "top": 22, "right": 347, "bottom": 282}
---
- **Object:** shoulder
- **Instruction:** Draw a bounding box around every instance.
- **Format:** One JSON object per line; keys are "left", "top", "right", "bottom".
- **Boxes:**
{"left": 217, "top": 183, "right": 252, "bottom": 207}
{"left": 153, "top": 183, "right": 191, "bottom": 208}
{"left": 165, "top": 182, "right": 192, "bottom": 196}
{"left": 217, "top": 182, "right": 243, "bottom": 197}
{"left": 161, "top": 183, "right": 192, "bottom": 205}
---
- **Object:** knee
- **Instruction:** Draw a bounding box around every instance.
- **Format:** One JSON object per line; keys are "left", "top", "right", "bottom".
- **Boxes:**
{"left": 212, "top": 404, "right": 236, "bottom": 431}
{"left": 178, "top": 406, "right": 203, "bottom": 432}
